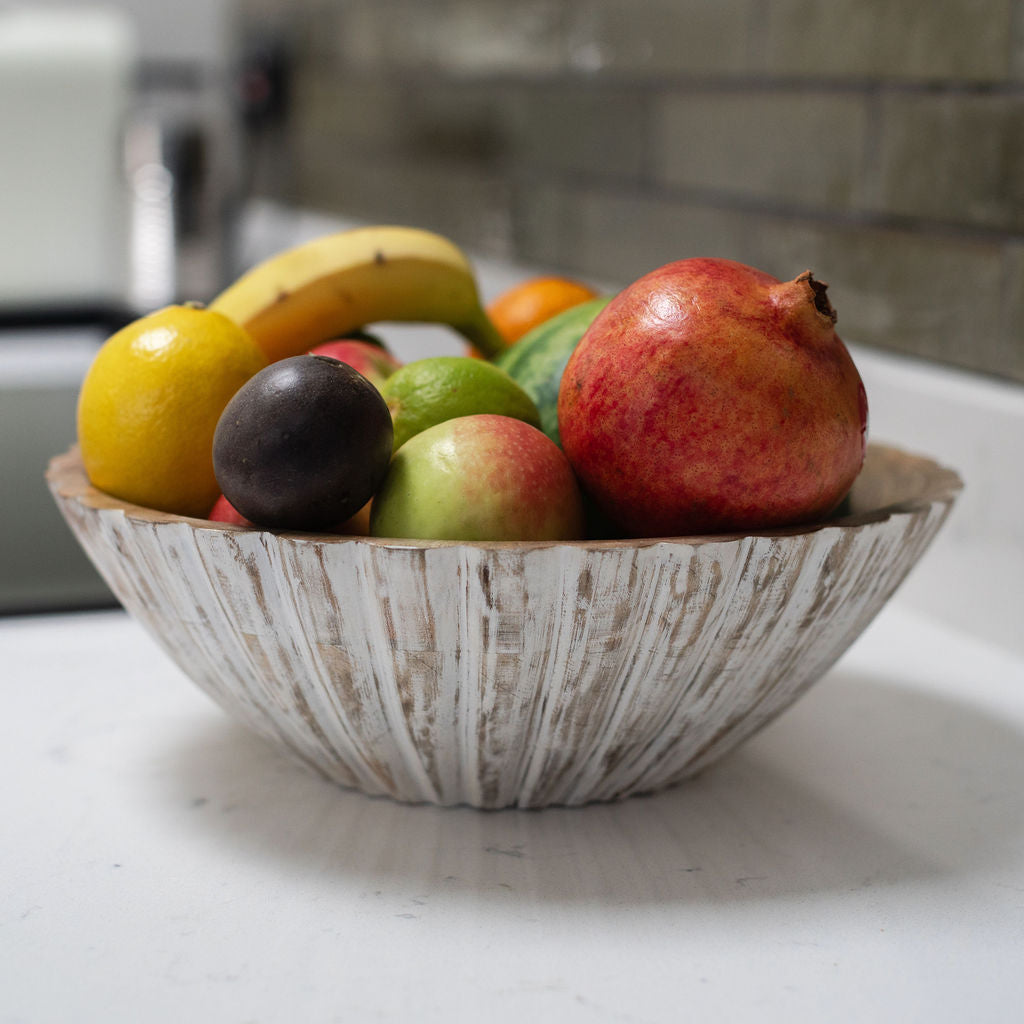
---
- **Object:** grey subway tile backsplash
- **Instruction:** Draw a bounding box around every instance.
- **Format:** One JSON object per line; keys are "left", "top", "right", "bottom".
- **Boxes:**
{"left": 244, "top": 0, "right": 1024, "bottom": 382}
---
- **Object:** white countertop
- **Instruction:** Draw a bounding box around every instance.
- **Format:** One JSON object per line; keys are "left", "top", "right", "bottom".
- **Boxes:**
{"left": 3, "top": 601, "right": 1024, "bottom": 1022}
{"left": 4, "top": 201, "right": 1024, "bottom": 1021}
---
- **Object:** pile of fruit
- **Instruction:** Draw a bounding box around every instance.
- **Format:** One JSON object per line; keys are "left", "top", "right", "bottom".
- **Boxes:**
{"left": 76, "top": 224, "right": 868, "bottom": 542}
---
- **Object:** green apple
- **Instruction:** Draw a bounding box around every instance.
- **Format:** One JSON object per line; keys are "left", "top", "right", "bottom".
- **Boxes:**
{"left": 370, "top": 414, "right": 585, "bottom": 541}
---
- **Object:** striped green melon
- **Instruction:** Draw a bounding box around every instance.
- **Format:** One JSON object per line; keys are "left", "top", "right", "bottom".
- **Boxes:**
{"left": 494, "top": 295, "right": 611, "bottom": 447}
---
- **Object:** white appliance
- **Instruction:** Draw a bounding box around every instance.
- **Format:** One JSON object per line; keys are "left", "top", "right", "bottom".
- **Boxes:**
{"left": 0, "top": 7, "right": 136, "bottom": 612}
{"left": 0, "top": 6, "right": 136, "bottom": 310}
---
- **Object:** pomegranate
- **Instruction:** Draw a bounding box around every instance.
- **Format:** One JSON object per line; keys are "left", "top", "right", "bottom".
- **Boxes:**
{"left": 557, "top": 257, "right": 868, "bottom": 537}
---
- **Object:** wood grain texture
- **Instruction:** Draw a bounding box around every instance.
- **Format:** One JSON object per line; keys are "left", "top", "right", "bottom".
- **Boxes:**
{"left": 47, "top": 444, "right": 961, "bottom": 808}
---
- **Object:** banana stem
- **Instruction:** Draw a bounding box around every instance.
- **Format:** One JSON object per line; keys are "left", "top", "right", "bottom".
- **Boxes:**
{"left": 458, "top": 311, "right": 511, "bottom": 360}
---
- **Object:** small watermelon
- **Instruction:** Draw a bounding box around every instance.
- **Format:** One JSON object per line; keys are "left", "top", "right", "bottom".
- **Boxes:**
{"left": 495, "top": 295, "right": 611, "bottom": 447}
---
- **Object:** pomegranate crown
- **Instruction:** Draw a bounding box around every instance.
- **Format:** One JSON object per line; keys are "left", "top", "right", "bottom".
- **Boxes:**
{"left": 796, "top": 270, "right": 837, "bottom": 325}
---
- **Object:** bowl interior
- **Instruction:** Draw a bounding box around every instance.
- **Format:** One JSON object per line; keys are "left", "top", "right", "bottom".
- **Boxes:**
{"left": 46, "top": 442, "right": 962, "bottom": 547}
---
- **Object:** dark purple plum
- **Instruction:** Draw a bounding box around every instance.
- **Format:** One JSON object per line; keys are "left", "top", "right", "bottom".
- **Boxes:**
{"left": 213, "top": 354, "right": 393, "bottom": 530}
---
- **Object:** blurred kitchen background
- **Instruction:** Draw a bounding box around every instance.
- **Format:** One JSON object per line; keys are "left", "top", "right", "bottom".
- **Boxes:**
{"left": 2, "top": 0, "right": 1023, "bottom": 613}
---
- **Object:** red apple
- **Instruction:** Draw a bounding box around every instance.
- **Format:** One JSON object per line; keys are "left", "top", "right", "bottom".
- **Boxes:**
{"left": 309, "top": 338, "right": 402, "bottom": 391}
{"left": 558, "top": 258, "right": 868, "bottom": 537}
{"left": 369, "top": 414, "right": 585, "bottom": 541}
{"left": 209, "top": 493, "right": 251, "bottom": 525}
{"left": 209, "top": 491, "right": 371, "bottom": 535}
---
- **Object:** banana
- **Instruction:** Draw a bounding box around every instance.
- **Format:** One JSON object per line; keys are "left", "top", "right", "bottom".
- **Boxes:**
{"left": 209, "top": 225, "right": 509, "bottom": 363}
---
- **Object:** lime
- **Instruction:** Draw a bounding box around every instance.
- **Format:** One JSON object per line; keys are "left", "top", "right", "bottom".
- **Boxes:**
{"left": 379, "top": 355, "right": 541, "bottom": 451}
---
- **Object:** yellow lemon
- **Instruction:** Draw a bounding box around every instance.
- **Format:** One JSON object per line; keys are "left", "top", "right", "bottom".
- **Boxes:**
{"left": 77, "top": 304, "right": 267, "bottom": 517}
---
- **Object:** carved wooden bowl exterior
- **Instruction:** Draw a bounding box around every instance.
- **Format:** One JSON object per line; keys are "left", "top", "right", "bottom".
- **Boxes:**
{"left": 48, "top": 444, "right": 961, "bottom": 809}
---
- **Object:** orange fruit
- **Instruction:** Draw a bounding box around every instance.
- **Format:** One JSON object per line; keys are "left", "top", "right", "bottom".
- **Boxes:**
{"left": 77, "top": 304, "right": 267, "bottom": 517}
{"left": 485, "top": 275, "right": 599, "bottom": 347}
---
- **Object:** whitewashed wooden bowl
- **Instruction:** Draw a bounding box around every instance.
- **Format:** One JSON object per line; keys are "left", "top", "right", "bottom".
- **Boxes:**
{"left": 48, "top": 444, "right": 960, "bottom": 809}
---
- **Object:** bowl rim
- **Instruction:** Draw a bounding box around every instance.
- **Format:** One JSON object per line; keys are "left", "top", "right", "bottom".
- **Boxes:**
{"left": 46, "top": 443, "right": 963, "bottom": 552}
